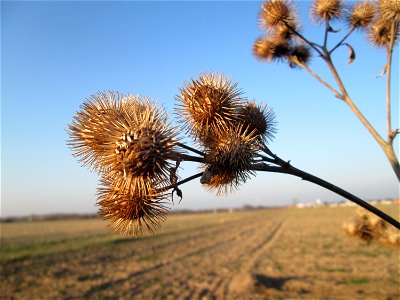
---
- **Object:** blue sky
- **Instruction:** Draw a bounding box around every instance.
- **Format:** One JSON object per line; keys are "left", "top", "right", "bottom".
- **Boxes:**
{"left": 2, "top": 1, "right": 399, "bottom": 217}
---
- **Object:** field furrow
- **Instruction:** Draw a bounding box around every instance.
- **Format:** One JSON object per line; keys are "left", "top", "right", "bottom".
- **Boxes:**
{"left": 1, "top": 206, "right": 398, "bottom": 299}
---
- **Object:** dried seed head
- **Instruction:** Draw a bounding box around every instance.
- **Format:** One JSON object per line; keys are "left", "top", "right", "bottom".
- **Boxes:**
{"left": 288, "top": 44, "right": 312, "bottom": 67}
{"left": 113, "top": 110, "right": 180, "bottom": 183}
{"left": 203, "top": 125, "right": 257, "bottom": 195}
{"left": 238, "top": 101, "right": 277, "bottom": 143}
{"left": 343, "top": 209, "right": 400, "bottom": 248}
{"left": 275, "top": 23, "right": 299, "bottom": 40}
{"left": 176, "top": 72, "right": 244, "bottom": 146}
{"left": 347, "top": 2, "right": 376, "bottom": 29}
{"left": 311, "top": 0, "right": 343, "bottom": 23}
{"left": 259, "top": 0, "right": 298, "bottom": 31}
{"left": 368, "top": 17, "right": 399, "bottom": 47}
{"left": 97, "top": 176, "right": 168, "bottom": 236}
{"left": 68, "top": 92, "right": 180, "bottom": 183}
{"left": 379, "top": 228, "right": 400, "bottom": 248}
{"left": 379, "top": 0, "right": 400, "bottom": 22}
{"left": 253, "top": 36, "right": 291, "bottom": 62}
{"left": 67, "top": 91, "right": 126, "bottom": 172}
{"left": 342, "top": 216, "right": 378, "bottom": 243}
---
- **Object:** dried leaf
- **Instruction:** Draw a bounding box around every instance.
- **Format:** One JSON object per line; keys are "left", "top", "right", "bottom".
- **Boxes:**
{"left": 376, "top": 64, "right": 388, "bottom": 78}
{"left": 328, "top": 25, "right": 340, "bottom": 33}
{"left": 344, "top": 43, "right": 356, "bottom": 64}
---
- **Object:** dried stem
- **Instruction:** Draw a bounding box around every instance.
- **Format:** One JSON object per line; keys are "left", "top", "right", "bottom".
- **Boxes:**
{"left": 177, "top": 142, "right": 206, "bottom": 157}
{"left": 323, "top": 20, "right": 330, "bottom": 50}
{"left": 330, "top": 27, "right": 355, "bottom": 54}
{"left": 175, "top": 153, "right": 204, "bottom": 163}
{"left": 386, "top": 21, "right": 398, "bottom": 144}
{"left": 162, "top": 172, "right": 203, "bottom": 192}
{"left": 324, "top": 56, "right": 400, "bottom": 181}
{"left": 255, "top": 147, "right": 400, "bottom": 229}
{"left": 285, "top": 18, "right": 400, "bottom": 181}
{"left": 284, "top": 22, "right": 324, "bottom": 56}
{"left": 296, "top": 61, "right": 342, "bottom": 98}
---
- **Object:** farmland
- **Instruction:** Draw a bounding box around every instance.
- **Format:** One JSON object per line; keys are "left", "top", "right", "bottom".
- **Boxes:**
{"left": 1, "top": 205, "right": 399, "bottom": 299}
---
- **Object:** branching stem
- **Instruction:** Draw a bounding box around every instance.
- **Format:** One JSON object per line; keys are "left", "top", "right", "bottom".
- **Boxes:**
{"left": 284, "top": 22, "right": 324, "bottom": 56}
{"left": 330, "top": 27, "right": 355, "bottom": 54}
{"left": 296, "top": 61, "right": 342, "bottom": 99}
{"left": 285, "top": 17, "right": 400, "bottom": 180}
{"left": 161, "top": 172, "right": 203, "bottom": 192}
{"left": 324, "top": 57, "right": 400, "bottom": 181}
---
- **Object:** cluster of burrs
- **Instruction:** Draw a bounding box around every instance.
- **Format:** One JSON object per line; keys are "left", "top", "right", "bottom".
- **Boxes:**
{"left": 254, "top": 0, "right": 399, "bottom": 66}
{"left": 343, "top": 208, "right": 400, "bottom": 248}
{"left": 68, "top": 1, "right": 400, "bottom": 237}
{"left": 68, "top": 73, "right": 277, "bottom": 236}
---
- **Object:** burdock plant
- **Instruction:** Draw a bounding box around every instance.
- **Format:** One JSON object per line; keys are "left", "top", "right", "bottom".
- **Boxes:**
{"left": 343, "top": 208, "right": 400, "bottom": 248}
{"left": 253, "top": 0, "right": 400, "bottom": 181}
{"left": 68, "top": 72, "right": 400, "bottom": 237}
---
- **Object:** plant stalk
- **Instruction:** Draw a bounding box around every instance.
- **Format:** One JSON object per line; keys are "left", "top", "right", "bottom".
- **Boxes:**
{"left": 386, "top": 21, "right": 398, "bottom": 144}
{"left": 161, "top": 172, "right": 203, "bottom": 192}
{"left": 324, "top": 57, "right": 400, "bottom": 181}
{"left": 175, "top": 153, "right": 204, "bottom": 163}
{"left": 287, "top": 21, "right": 400, "bottom": 180}
{"left": 177, "top": 142, "right": 206, "bottom": 157}
{"left": 329, "top": 27, "right": 355, "bottom": 54}
{"left": 296, "top": 61, "right": 342, "bottom": 98}
{"left": 252, "top": 159, "right": 400, "bottom": 229}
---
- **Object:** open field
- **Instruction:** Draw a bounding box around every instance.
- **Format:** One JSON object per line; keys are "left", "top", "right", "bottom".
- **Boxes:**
{"left": 1, "top": 205, "right": 399, "bottom": 299}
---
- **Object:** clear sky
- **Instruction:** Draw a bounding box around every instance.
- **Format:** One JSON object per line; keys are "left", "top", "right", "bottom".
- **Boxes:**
{"left": 2, "top": 0, "right": 399, "bottom": 217}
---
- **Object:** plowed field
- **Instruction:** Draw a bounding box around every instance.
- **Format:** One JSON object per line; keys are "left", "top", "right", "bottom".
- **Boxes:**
{"left": 1, "top": 206, "right": 399, "bottom": 299}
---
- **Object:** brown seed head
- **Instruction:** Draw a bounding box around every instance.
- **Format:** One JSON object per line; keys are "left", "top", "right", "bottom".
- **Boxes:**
{"left": 379, "top": 228, "right": 400, "bottom": 248}
{"left": 259, "top": 0, "right": 298, "bottom": 31}
{"left": 368, "top": 17, "right": 399, "bottom": 47}
{"left": 311, "top": 0, "right": 343, "bottom": 23}
{"left": 347, "top": 2, "right": 376, "bottom": 29}
{"left": 68, "top": 92, "right": 180, "bottom": 183}
{"left": 253, "top": 36, "right": 291, "bottom": 62}
{"left": 343, "top": 217, "right": 376, "bottom": 243}
{"left": 97, "top": 176, "right": 168, "bottom": 236}
{"left": 67, "top": 91, "right": 125, "bottom": 172}
{"left": 379, "top": 0, "right": 400, "bottom": 21}
{"left": 113, "top": 109, "right": 180, "bottom": 183}
{"left": 238, "top": 101, "right": 277, "bottom": 143}
{"left": 275, "top": 23, "right": 299, "bottom": 40}
{"left": 203, "top": 125, "right": 257, "bottom": 195}
{"left": 288, "top": 44, "right": 312, "bottom": 67}
{"left": 342, "top": 209, "right": 398, "bottom": 248}
{"left": 176, "top": 72, "right": 244, "bottom": 146}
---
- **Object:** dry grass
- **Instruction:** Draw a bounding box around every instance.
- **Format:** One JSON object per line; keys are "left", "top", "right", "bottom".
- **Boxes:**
{"left": 1, "top": 205, "right": 399, "bottom": 299}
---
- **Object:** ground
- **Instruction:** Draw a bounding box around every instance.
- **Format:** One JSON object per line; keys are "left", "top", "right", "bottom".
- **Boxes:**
{"left": 1, "top": 205, "right": 399, "bottom": 299}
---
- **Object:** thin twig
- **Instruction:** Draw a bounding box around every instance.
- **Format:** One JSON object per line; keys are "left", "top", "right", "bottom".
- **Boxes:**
{"left": 323, "top": 20, "right": 330, "bottom": 50}
{"left": 256, "top": 153, "right": 275, "bottom": 164}
{"left": 175, "top": 153, "right": 204, "bottom": 163}
{"left": 296, "top": 61, "right": 342, "bottom": 99}
{"left": 251, "top": 162, "right": 400, "bottom": 230}
{"left": 323, "top": 57, "right": 400, "bottom": 180}
{"left": 330, "top": 27, "right": 355, "bottom": 54}
{"left": 161, "top": 172, "right": 203, "bottom": 192}
{"left": 177, "top": 142, "right": 206, "bottom": 157}
{"left": 386, "top": 21, "right": 397, "bottom": 144}
{"left": 284, "top": 22, "right": 324, "bottom": 56}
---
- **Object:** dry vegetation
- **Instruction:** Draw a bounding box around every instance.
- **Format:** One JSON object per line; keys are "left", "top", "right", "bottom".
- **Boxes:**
{"left": 1, "top": 205, "right": 399, "bottom": 299}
